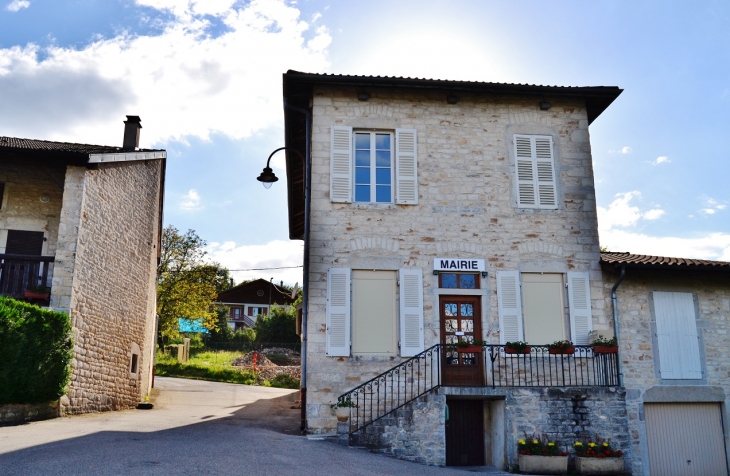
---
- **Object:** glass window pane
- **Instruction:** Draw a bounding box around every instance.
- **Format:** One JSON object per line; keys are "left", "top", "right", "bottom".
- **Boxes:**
{"left": 376, "top": 185, "right": 391, "bottom": 202}
{"left": 462, "top": 319, "right": 474, "bottom": 332}
{"left": 460, "top": 274, "right": 476, "bottom": 289}
{"left": 445, "top": 319, "right": 458, "bottom": 332}
{"left": 460, "top": 304, "right": 474, "bottom": 317}
{"left": 376, "top": 150, "right": 391, "bottom": 167}
{"left": 355, "top": 150, "right": 370, "bottom": 166}
{"left": 444, "top": 303, "right": 457, "bottom": 317}
{"left": 355, "top": 133, "right": 370, "bottom": 149}
{"left": 441, "top": 274, "right": 457, "bottom": 288}
{"left": 375, "top": 134, "right": 390, "bottom": 150}
{"left": 355, "top": 185, "right": 370, "bottom": 202}
{"left": 446, "top": 335, "right": 458, "bottom": 344}
{"left": 355, "top": 167, "right": 370, "bottom": 185}
{"left": 376, "top": 168, "right": 391, "bottom": 185}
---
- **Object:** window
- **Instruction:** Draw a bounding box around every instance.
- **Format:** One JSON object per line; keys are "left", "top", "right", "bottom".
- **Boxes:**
{"left": 232, "top": 308, "right": 241, "bottom": 319}
{"left": 439, "top": 272, "right": 479, "bottom": 289}
{"left": 326, "top": 268, "right": 424, "bottom": 357}
{"left": 514, "top": 134, "right": 557, "bottom": 209}
{"left": 496, "top": 271, "right": 592, "bottom": 345}
{"left": 653, "top": 291, "right": 702, "bottom": 379}
{"left": 247, "top": 306, "right": 267, "bottom": 317}
{"left": 331, "top": 126, "right": 418, "bottom": 204}
{"left": 0, "top": 182, "right": 5, "bottom": 209}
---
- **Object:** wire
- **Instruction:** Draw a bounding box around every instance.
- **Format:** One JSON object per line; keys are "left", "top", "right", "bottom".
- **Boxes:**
{"left": 227, "top": 265, "right": 303, "bottom": 271}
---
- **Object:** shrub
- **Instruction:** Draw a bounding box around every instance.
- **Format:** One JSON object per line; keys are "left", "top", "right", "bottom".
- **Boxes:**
{"left": 268, "top": 373, "right": 300, "bottom": 389}
{"left": 0, "top": 297, "right": 73, "bottom": 404}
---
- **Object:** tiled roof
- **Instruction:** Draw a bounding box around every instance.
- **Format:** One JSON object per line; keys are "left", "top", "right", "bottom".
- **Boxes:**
{"left": 0, "top": 137, "right": 161, "bottom": 155}
{"left": 601, "top": 252, "right": 730, "bottom": 270}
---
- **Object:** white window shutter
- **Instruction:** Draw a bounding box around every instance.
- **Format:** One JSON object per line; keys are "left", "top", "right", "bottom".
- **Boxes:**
{"left": 514, "top": 135, "right": 557, "bottom": 209}
{"left": 567, "top": 271, "right": 593, "bottom": 345}
{"left": 395, "top": 129, "right": 418, "bottom": 204}
{"left": 497, "top": 271, "right": 523, "bottom": 344}
{"left": 399, "top": 268, "right": 424, "bottom": 356}
{"left": 326, "top": 268, "right": 351, "bottom": 356}
{"left": 534, "top": 136, "right": 557, "bottom": 208}
{"left": 330, "top": 126, "right": 352, "bottom": 203}
{"left": 654, "top": 291, "right": 702, "bottom": 379}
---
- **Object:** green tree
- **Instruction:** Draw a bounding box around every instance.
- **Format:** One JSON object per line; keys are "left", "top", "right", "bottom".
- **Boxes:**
{"left": 254, "top": 300, "right": 300, "bottom": 344}
{"left": 157, "top": 226, "right": 230, "bottom": 346}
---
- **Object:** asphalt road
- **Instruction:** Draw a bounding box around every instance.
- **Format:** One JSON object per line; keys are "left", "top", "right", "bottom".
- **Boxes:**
{"left": 0, "top": 377, "right": 506, "bottom": 476}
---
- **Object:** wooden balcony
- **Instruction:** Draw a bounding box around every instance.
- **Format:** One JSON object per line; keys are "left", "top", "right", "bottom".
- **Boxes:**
{"left": 0, "top": 254, "right": 55, "bottom": 304}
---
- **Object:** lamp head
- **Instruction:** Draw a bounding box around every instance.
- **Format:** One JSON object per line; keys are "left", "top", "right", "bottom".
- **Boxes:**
{"left": 257, "top": 166, "right": 278, "bottom": 188}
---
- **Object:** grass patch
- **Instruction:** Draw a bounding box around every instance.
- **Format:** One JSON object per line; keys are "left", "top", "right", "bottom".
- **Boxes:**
{"left": 265, "top": 373, "right": 300, "bottom": 389}
{"left": 155, "top": 350, "right": 257, "bottom": 385}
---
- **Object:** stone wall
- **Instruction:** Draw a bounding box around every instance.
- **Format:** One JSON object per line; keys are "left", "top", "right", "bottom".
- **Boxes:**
{"left": 61, "top": 160, "right": 161, "bottom": 414}
{"left": 305, "top": 86, "right": 610, "bottom": 433}
{"left": 351, "top": 392, "right": 446, "bottom": 466}
{"left": 602, "top": 266, "right": 730, "bottom": 476}
{"left": 0, "top": 402, "right": 60, "bottom": 424}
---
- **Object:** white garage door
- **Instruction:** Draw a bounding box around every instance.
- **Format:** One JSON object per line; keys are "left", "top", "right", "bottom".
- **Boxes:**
{"left": 645, "top": 403, "right": 728, "bottom": 476}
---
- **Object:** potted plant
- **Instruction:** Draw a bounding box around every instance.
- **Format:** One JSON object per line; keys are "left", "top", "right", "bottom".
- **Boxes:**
{"left": 504, "top": 341, "right": 531, "bottom": 355}
{"left": 331, "top": 396, "right": 356, "bottom": 422}
{"left": 573, "top": 436, "right": 624, "bottom": 475}
{"left": 547, "top": 339, "right": 575, "bottom": 355}
{"left": 455, "top": 339, "right": 484, "bottom": 353}
{"left": 591, "top": 336, "right": 618, "bottom": 354}
{"left": 517, "top": 434, "right": 569, "bottom": 474}
{"left": 24, "top": 285, "right": 51, "bottom": 300}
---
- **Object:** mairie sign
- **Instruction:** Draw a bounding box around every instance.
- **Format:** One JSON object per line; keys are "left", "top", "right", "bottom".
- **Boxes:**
{"left": 433, "top": 258, "right": 486, "bottom": 272}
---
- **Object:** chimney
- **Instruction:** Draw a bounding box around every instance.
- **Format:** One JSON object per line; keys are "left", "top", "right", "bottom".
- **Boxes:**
{"left": 122, "top": 115, "right": 142, "bottom": 149}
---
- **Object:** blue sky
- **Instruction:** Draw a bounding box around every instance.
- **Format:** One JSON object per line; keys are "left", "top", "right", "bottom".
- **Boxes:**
{"left": 1, "top": 0, "right": 729, "bottom": 286}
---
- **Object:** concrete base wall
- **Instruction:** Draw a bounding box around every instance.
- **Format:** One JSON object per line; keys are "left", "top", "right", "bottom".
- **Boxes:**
{"left": 0, "top": 402, "right": 60, "bottom": 424}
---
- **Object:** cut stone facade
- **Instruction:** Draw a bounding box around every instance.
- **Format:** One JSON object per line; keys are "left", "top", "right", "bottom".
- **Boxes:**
{"left": 1, "top": 155, "right": 163, "bottom": 416}
{"left": 602, "top": 265, "right": 730, "bottom": 476}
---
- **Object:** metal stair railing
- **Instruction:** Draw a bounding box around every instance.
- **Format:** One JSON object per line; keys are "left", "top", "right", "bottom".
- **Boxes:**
{"left": 336, "top": 344, "right": 442, "bottom": 435}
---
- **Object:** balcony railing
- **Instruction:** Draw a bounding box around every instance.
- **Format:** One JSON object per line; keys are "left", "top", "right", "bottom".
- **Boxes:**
{"left": 338, "top": 344, "right": 620, "bottom": 435}
{"left": 0, "top": 254, "right": 55, "bottom": 299}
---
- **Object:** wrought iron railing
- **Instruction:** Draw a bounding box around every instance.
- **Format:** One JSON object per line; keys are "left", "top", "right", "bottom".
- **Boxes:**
{"left": 0, "top": 254, "right": 55, "bottom": 298}
{"left": 337, "top": 344, "right": 620, "bottom": 434}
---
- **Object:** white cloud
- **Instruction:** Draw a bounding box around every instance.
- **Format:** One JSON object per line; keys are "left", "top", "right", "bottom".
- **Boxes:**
{"left": 0, "top": 0, "right": 331, "bottom": 147}
{"left": 651, "top": 156, "right": 669, "bottom": 165}
{"left": 179, "top": 189, "right": 202, "bottom": 210}
{"left": 643, "top": 209, "right": 665, "bottom": 220}
{"left": 608, "top": 146, "right": 632, "bottom": 154}
{"left": 5, "top": 0, "right": 29, "bottom": 12}
{"left": 206, "top": 239, "right": 304, "bottom": 286}
{"left": 699, "top": 196, "right": 727, "bottom": 215}
{"left": 600, "top": 229, "right": 730, "bottom": 262}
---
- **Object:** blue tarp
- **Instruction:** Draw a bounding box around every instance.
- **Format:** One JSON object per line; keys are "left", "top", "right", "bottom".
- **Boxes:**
{"left": 178, "top": 318, "right": 209, "bottom": 333}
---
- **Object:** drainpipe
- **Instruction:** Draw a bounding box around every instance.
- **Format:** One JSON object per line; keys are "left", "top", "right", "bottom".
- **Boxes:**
{"left": 285, "top": 99, "right": 311, "bottom": 433}
{"left": 610, "top": 265, "right": 626, "bottom": 386}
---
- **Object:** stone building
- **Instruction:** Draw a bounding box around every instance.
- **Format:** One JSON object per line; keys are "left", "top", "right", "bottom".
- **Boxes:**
{"left": 0, "top": 116, "right": 165, "bottom": 415}
{"left": 601, "top": 253, "right": 730, "bottom": 476}
{"left": 275, "top": 71, "right": 632, "bottom": 469}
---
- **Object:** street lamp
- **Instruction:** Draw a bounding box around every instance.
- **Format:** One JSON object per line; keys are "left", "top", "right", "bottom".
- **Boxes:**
{"left": 256, "top": 147, "right": 285, "bottom": 189}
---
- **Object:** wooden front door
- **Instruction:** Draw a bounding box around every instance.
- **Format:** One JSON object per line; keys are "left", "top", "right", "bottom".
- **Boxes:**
{"left": 441, "top": 295, "right": 484, "bottom": 386}
{"left": 446, "top": 399, "right": 486, "bottom": 466}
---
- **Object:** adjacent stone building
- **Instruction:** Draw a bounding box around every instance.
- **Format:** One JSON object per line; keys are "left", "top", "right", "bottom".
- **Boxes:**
{"left": 0, "top": 116, "right": 165, "bottom": 415}
{"left": 216, "top": 278, "right": 296, "bottom": 331}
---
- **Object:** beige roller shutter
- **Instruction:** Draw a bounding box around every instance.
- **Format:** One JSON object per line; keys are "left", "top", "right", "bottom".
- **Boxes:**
{"left": 522, "top": 273, "right": 565, "bottom": 345}
{"left": 351, "top": 270, "right": 397, "bottom": 355}
{"left": 645, "top": 403, "right": 728, "bottom": 476}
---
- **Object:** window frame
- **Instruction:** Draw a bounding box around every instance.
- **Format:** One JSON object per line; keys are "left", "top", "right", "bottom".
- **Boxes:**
{"left": 513, "top": 134, "right": 558, "bottom": 210}
{"left": 353, "top": 130, "right": 395, "bottom": 204}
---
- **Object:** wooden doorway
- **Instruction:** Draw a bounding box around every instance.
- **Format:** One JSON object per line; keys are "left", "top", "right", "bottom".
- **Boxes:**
{"left": 440, "top": 295, "right": 484, "bottom": 386}
{"left": 446, "top": 399, "right": 485, "bottom": 466}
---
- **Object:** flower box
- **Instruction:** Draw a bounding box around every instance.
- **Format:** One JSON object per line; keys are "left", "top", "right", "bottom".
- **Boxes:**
{"left": 592, "top": 345, "right": 619, "bottom": 354}
{"left": 456, "top": 345, "right": 483, "bottom": 353}
{"left": 575, "top": 456, "right": 624, "bottom": 475}
{"left": 505, "top": 346, "right": 531, "bottom": 355}
{"left": 23, "top": 291, "right": 50, "bottom": 300}
{"left": 548, "top": 346, "right": 575, "bottom": 355}
{"left": 518, "top": 455, "right": 568, "bottom": 475}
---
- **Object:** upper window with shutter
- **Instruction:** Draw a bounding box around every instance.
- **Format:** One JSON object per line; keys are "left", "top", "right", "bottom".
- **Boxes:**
{"left": 513, "top": 134, "right": 558, "bottom": 209}
{"left": 331, "top": 126, "right": 418, "bottom": 205}
{"left": 653, "top": 291, "right": 702, "bottom": 380}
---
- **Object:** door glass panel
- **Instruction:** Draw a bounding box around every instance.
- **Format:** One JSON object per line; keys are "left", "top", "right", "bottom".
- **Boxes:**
{"left": 444, "top": 303, "right": 457, "bottom": 316}
{"left": 462, "top": 319, "right": 473, "bottom": 332}
{"left": 446, "top": 335, "right": 458, "bottom": 344}
{"left": 460, "top": 303, "right": 474, "bottom": 317}
{"left": 445, "top": 319, "right": 458, "bottom": 332}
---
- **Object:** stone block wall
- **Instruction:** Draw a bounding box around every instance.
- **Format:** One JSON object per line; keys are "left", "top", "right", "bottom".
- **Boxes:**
{"left": 305, "top": 86, "right": 610, "bottom": 433}
{"left": 351, "top": 392, "right": 446, "bottom": 466}
{"left": 602, "top": 266, "right": 730, "bottom": 476}
{"left": 60, "top": 160, "right": 162, "bottom": 414}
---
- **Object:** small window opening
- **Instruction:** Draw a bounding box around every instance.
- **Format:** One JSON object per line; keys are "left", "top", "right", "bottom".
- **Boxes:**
{"left": 130, "top": 354, "right": 139, "bottom": 374}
